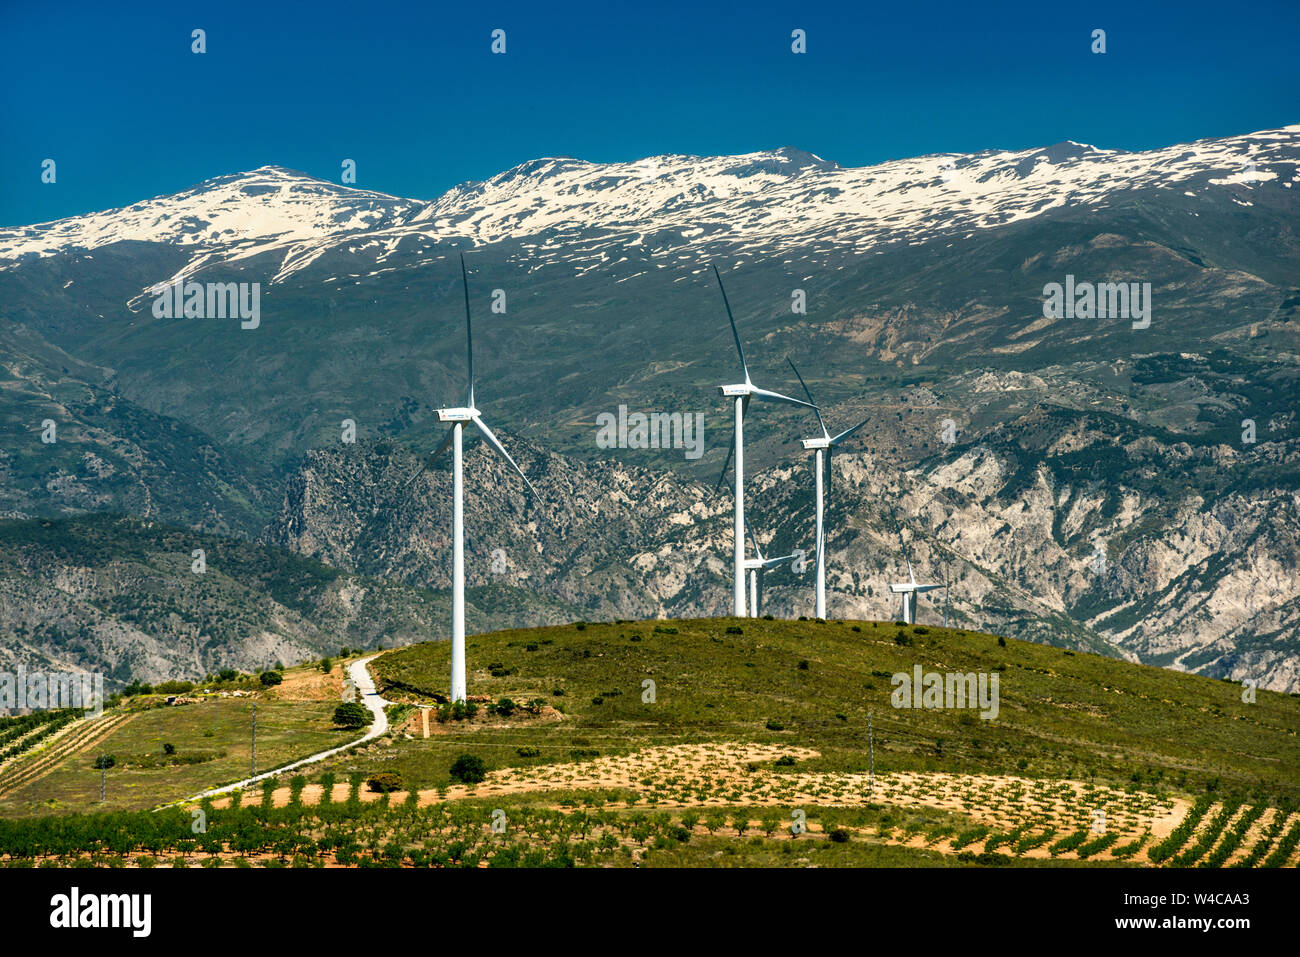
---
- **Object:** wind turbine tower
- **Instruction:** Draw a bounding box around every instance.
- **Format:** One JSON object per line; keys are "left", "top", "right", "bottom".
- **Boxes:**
{"left": 742, "top": 520, "right": 800, "bottom": 618}
{"left": 787, "top": 360, "right": 870, "bottom": 619}
{"left": 406, "top": 253, "right": 540, "bottom": 702}
{"left": 888, "top": 530, "right": 945, "bottom": 626}
{"left": 712, "top": 264, "right": 816, "bottom": 616}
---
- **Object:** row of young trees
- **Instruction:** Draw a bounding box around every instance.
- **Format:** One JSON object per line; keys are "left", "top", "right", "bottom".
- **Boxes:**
{"left": 0, "top": 710, "right": 78, "bottom": 763}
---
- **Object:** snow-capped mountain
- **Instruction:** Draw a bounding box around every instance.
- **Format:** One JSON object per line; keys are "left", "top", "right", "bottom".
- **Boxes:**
{"left": 3, "top": 126, "right": 1296, "bottom": 290}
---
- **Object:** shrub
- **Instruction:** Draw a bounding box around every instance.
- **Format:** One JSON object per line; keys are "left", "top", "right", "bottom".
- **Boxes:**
{"left": 997, "top": 636, "right": 1007, "bottom": 647}
{"left": 367, "top": 772, "right": 404, "bottom": 793}
{"left": 828, "top": 828, "right": 851, "bottom": 843}
{"left": 319, "top": 657, "right": 333, "bottom": 674}
{"left": 332, "top": 702, "right": 372, "bottom": 729}
{"left": 162, "top": 742, "right": 176, "bottom": 756}
{"left": 515, "top": 746, "right": 541, "bottom": 758}
{"left": 797, "top": 660, "right": 809, "bottom": 670}
{"left": 725, "top": 626, "right": 743, "bottom": 635}
{"left": 765, "top": 719, "right": 785, "bottom": 731}
{"left": 92, "top": 755, "right": 115, "bottom": 770}
{"left": 494, "top": 697, "right": 517, "bottom": 717}
{"left": 449, "top": 753, "right": 487, "bottom": 784}
{"left": 259, "top": 671, "right": 283, "bottom": 687}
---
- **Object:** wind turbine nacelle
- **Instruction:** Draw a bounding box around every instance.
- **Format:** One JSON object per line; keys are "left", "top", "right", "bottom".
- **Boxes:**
{"left": 801, "top": 437, "right": 831, "bottom": 449}
{"left": 889, "top": 583, "right": 916, "bottom": 594}
{"left": 436, "top": 407, "right": 477, "bottom": 422}
{"left": 720, "top": 384, "right": 751, "bottom": 397}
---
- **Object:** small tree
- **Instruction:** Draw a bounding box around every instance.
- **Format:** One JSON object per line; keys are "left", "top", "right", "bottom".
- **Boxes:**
{"left": 449, "top": 753, "right": 487, "bottom": 784}
{"left": 259, "top": 671, "right": 283, "bottom": 687}
{"left": 731, "top": 812, "right": 749, "bottom": 836}
{"left": 367, "top": 772, "right": 404, "bottom": 793}
{"left": 704, "top": 811, "right": 726, "bottom": 835}
{"left": 318, "top": 772, "right": 336, "bottom": 806}
{"left": 333, "top": 702, "right": 371, "bottom": 728}
{"left": 319, "top": 657, "right": 333, "bottom": 674}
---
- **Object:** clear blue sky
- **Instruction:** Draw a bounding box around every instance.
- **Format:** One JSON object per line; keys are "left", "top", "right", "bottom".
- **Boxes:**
{"left": 2, "top": 0, "right": 1296, "bottom": 226}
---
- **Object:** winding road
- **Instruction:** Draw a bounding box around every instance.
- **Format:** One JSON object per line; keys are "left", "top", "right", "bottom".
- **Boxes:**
{"left": 181, "top": 655, "right": 391, "bottom": 802}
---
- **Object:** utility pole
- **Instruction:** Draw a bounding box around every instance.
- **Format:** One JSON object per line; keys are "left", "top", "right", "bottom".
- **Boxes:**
{"left": 99, "top": 754, "right": 106, "bottom": 804}
{"left": 868, "top": 713, "right": 874, "bottom": 792}
{"left": 251, "top": 703, "right": 257, "bottom": 776}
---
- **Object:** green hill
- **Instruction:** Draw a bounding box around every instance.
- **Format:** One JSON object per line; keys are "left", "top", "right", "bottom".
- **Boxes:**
{"left": 370, "top": 617, "right": 1300, "bottom": 802}
{"left": 1, "top": 617, "right": 1296, "bottom": 868}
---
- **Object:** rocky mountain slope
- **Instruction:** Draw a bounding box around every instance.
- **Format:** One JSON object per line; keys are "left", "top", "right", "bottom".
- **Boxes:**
{"left": 1, "top": 126, "right": 1296, "bottom": 689}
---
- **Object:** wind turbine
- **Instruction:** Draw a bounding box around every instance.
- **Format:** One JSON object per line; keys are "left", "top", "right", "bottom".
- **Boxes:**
{"left": 712, "top": 263, "right": 817, "bottom": 617}
{"left": 405, "top": 253, "right": 539, "bottom": 703}
{"left": 743, "top": 520, "right": 799, "bottom": 618}
{"left": 888, "top": 530, "right": 945, "bottom": 625}
{"left": 787, "top": 360, "right": 870, "bottom": 619}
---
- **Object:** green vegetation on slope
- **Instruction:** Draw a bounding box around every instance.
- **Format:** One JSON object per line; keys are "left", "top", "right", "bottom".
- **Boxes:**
{"left": 369, "top": 617, "right": 1300, "bottom": 804}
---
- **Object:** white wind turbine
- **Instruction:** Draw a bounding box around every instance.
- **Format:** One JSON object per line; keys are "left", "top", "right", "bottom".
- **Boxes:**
{"left": 406, "top": 253, "right": 539, "bottom": 703}
{"left": 712, "top": 263, "right": 817, "bottom": 617}
{"left": 743, "top": 519, "right": 800, "bottom": 618}
{"left": 787, "top": 360, "right": 870, "bottom": 619}
{"left": 889, "top": 530, "right": 945, "bottom": 625}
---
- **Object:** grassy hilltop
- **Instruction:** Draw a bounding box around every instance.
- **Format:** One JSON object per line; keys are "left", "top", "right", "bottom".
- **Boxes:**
{"left": 368, "top": 617, "right": 1300, "bottom": 801}
{"left": 1, "top": 617, "right": 1297, "bottom": 868}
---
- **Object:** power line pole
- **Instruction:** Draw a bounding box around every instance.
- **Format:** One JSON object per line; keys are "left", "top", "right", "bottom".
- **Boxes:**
{"left": 250, "top": 703, "right": 257, "bottom": 776}
{"left": 868, "top": 713, "right": 874, "bottom": 792}
{"left": 99, "top": 754, "right": 106, "bottom": 803}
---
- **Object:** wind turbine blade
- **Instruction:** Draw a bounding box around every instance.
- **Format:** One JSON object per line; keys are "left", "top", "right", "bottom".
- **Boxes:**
{"left": 714, "top": 435, "right": 734, "bottom": 492}
{"left": 748, "top": 385, "right": 816, "bottom": 409}
{"left": 403, "top": 427, "right": 457, "bottom": 487}
{"left": 896, "top": 527, "right": 915, "bottom": 584}
{"left": 712, "top": 263, "right": 749, "bottom": 382}
{"left": 786, "top": 359, "right": 828, "bottom": 438}
{"left": 713, "top": 394, "right": 749, "bottom": 492}
{"left": 824, "top": 445, "right": 833, "bottom": 510}
{"left": 460, "top": 252, "right": 474, "bottom": 409}
{"left": 470, "top": 416, "right": 538, "bottom": 499}
{"left": 744, "top": 517, "right": 763, "bottom": 560}
{"left": 830, "top": 414, "right": 870, "bottom": 446}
